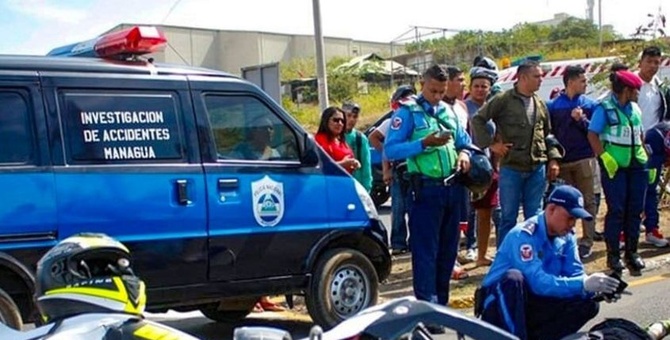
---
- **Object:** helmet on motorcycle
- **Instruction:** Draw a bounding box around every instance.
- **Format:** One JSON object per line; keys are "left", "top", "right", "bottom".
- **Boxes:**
{"left": 35, "top": 233, "right": 146, "bottom": 322}
{"left": 458, "top": 146, "right": 493, "bottom": 195}
{"left": 390, "top": 85, "right": 416, "bottom": 110}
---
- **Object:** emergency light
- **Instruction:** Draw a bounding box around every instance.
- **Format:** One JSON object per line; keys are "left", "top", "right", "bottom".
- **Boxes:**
{"left": 47, "top": 26, "right": 167, "bottom": 59}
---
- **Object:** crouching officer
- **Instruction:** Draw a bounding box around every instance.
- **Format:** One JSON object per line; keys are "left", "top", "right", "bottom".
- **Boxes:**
{"left": 475, "top": 185, "right": 620, "bottom": 340}
{"left": 385, "top": 64, "right": 472, "bottom": 333}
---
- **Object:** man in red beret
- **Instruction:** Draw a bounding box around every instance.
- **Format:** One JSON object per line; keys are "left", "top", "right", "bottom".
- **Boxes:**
{"left": 587, "top": 70, "right": 648, "bottom": 274}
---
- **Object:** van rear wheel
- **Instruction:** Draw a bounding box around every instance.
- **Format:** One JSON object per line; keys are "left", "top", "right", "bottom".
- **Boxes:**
{"left": 0, "top": 288, "right": 22, "bottom": 330}
{"left": 306, "top": 248, "right": 378, "bottom": 329}
{"left": 199, "top": 297, "right": 258, "bottom": 323}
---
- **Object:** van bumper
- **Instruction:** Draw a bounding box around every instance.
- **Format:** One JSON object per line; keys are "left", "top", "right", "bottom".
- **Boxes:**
{"left": 366, "top": 218, "right": 392, "bottom": 281}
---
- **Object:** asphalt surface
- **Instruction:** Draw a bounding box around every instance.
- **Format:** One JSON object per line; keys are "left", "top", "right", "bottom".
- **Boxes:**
{"left": 584, "top": 267, "right": 670, "bottom": 331}
{"left": 147, "top": 202, "right": 670, "bottom": 340}
{"left": 20, "top": 203, "right": 670, "bottom": 339}
{"left": 148, "top": 266, "right": 670, "bottom": 340}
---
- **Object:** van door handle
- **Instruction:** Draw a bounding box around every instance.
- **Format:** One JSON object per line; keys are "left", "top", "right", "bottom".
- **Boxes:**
{"left": 218, "top": 178, "right": 239, "bottom": 190}
{"left": 176, "top": 179, "right": 191, "bottom": 205}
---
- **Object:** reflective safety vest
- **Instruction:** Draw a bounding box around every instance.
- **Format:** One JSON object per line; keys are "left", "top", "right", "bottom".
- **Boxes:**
{"left": 402, "top": 99, "right": 459, "bottom": 178}
{"left": 600, "top": 97, "right": 648, "bottom": 167}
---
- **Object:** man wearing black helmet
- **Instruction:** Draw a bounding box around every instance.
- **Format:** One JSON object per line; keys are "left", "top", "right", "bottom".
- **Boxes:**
{"left": 473, "top": 56, "right": 502, "bottom": 99}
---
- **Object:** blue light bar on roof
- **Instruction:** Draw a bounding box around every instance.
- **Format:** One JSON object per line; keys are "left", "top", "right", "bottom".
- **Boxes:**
{"left": 47, "top": 38, "right": 99, "bottom": 57}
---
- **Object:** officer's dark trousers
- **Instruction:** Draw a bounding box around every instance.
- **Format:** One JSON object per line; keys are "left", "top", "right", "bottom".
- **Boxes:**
{"left": 480, "top": 270, "right": 599, "bottom": 340}
{"left": 600, "top": 166, "right": 647, "bottom": 249}
{"left": 409, "top": 181, "right": 464, "bottom": 305}
{"left": 643, "top": 163, "right": 662, "bottom": 231}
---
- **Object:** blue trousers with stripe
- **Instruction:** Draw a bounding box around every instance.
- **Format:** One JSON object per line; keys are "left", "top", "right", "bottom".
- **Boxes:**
{"left": 480, "top": 270, "right": 599, "bottom": 340}
{"left": 409, "top": 182, "right": 464, "bottom": 305}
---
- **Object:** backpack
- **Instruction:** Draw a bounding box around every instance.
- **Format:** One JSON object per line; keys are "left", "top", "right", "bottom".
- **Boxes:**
{"left": 559, "top": 318, "right": 652, "bottom": 340}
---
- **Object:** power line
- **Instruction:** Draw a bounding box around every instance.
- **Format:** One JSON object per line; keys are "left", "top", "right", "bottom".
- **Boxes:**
{"left": 161, "top": 0, "right": 183, "bottom": 24}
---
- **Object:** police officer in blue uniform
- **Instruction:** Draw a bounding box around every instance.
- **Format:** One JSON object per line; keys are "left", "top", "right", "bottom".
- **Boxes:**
{"left": 385, "top": 65, "right": 472, "bottom": 333}
{"left": 477, "top": 185, "right": 620, "bottom": 340}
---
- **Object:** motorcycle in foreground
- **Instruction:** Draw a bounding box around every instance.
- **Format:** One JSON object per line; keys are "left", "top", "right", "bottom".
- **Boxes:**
{"left": 234, "top": 296, "right": 518, "bottom": 340}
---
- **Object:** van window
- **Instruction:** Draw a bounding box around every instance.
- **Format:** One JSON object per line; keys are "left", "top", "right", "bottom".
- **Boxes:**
{"left": 0, "top": 91, "right": 33, "bottom": 164}
{"left": 204, "top": 95, "right": 299, "bottom": 162}
{"left": 59, "top": 92, "right": 186, "bottom": 164}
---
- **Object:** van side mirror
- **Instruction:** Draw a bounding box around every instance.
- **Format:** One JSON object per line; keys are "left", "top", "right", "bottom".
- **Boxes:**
{"left": 301, "top": 134, "right": 320, "bottom": 167}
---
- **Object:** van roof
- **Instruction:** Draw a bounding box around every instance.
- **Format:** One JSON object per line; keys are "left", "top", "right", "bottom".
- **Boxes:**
{"left": 0, "top": 54, "right": 236, "bottom": 78}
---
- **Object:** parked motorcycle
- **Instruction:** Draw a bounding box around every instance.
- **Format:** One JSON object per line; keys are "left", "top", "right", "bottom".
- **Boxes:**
{"left": 233, "top": 296, "right": 518, "bottom": 340}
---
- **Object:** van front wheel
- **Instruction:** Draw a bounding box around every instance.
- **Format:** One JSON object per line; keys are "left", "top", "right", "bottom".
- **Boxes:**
{"left": 0, "top": 288, "right": 22, "bottom": 330}
{"left": 306, "top": 248, "right": 379, "bottom": 329}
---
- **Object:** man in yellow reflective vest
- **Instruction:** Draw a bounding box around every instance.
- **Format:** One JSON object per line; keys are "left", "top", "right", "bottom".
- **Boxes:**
{"left": 587, "top": 70, "right": 649, "bottom": 274}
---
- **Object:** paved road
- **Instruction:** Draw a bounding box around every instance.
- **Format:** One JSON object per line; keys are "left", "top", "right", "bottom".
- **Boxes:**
{"left": 151, "top": 265, "right": 670, "bottom": 339}
{"left": 148, "top": 202, "right": 670, "bottom": 339}
{"left": 584, "top": 267, "right": 670, "bottom": 331}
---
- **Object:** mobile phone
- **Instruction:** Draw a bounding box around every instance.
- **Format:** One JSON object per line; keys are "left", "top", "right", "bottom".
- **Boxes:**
{"left": 437, "top": 130, "right": 452, "bottom": 138}
{"left": 608, "top": 272, "right": 628, "bottom": 294}
{"left": 645, "top": 143, "right": 653, "bottom": 155}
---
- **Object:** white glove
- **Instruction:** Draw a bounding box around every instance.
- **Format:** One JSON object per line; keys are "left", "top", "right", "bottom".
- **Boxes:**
{"left": 583, "top": 273, "right": 619, "bottom": 294}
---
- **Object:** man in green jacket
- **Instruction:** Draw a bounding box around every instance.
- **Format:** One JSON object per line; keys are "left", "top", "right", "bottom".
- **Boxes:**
{"left": 342, "top": 102, "right": 373, "bottom": 192}
{"left": 471, "top": 60, "right": 563, "bottom": 248}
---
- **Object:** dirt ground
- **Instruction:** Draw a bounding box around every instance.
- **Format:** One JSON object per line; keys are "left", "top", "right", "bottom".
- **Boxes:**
{"left": 270, "top": 201, "right": 670, "bottom": 316}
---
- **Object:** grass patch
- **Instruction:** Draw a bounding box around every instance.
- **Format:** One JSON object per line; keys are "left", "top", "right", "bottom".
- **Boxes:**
{"left": 282, "top": 86, "right": 400, "bottom": 133}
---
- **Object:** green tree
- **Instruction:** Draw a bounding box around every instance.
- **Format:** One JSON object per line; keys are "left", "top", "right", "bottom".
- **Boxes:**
{"left": 405, "top": 18, "right": 624, "bottom": 66}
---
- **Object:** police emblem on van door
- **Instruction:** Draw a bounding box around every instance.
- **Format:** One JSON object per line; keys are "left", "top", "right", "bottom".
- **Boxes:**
{"left": 251, "top": 176, "right": 284, "bottom": 227}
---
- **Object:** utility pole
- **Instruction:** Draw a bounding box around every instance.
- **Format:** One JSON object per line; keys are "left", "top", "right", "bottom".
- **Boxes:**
{"left": 598, "top": 0, "right": 603, "bottom": 51}
{"left": 312, "top": 0, "right": 329, "bottom": 112}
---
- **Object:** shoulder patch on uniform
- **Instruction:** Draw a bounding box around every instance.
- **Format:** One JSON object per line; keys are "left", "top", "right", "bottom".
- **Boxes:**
{"left": 398, "top": 96, "right": 414, "bottom": 105}
{"left": 520, "top": 244, "right": 534, "bottom": 262}
{"left": 663, "top": 131, "right": 670, "bottom": 151}
{"left": 520, "top": 221, "right": 537, "bottom": 235}
{"left": 391, "top": 116, "right": 402, "bottom": 130}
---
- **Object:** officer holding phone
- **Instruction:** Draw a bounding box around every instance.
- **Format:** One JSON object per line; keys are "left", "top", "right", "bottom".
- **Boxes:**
{"left": 385, "top": 64, "right": 472, "bottom": 334}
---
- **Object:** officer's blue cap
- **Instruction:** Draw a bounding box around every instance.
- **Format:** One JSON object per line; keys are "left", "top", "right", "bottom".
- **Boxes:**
{"left": 547, "top": 185, "right": 593, "bottom": 221}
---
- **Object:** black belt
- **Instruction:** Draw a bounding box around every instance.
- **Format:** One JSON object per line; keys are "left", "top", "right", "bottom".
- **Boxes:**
{"left": 419, "top": 171, "right": 461, "bottom": 187}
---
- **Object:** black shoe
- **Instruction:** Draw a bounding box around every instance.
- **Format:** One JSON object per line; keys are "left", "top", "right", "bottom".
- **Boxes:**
{"left": 625, "top": 252, "right": 645, "bottom": 271}
{"left": 391, "top": 248, "right": 409, "bottom": 256}
{"left": 578, "top": 245, "right": 593, "bottom": 259}
{"left": 425, "top": 324, "right": 446, "bottom": 334}
{"left": 594, "top": 231, "right": 604, "bottom": 242}
{"left": 607, "top": 252, "right": 625, "bottom": 272}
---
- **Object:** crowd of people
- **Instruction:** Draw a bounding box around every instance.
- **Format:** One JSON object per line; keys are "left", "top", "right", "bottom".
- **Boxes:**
{"left": 314, "top": 46, "right": 670, "bottom": 339}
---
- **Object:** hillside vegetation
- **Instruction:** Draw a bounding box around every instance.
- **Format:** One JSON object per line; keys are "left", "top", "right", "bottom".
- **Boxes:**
{"left": 280, "top": 17, "right": 669, "bottom": 132}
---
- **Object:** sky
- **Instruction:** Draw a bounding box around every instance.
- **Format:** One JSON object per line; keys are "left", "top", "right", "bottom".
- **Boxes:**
{"left": 0, "top": 0, "right": 666, "bottom": 56}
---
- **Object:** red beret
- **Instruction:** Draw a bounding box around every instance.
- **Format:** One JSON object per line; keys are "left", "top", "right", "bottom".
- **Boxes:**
{"left": 615, "top": 70, "right": 643, "bottom": 90}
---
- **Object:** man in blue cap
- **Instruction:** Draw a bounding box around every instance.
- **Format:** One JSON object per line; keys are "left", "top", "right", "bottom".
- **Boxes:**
{"left": 476, "top": 185, "right": 620, "bottom": 340}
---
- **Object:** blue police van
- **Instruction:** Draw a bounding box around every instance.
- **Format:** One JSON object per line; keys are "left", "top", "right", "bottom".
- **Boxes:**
{"left": 0, "top": 26, "right": 390, "bottom": 330}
